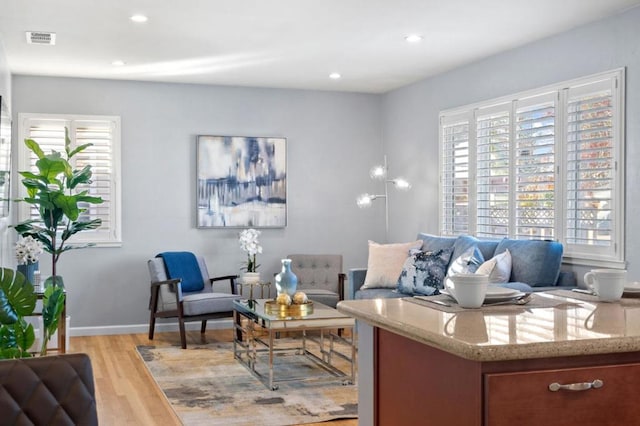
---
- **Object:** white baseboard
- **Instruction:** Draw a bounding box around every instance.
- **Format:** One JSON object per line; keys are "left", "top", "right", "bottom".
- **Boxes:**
{"left": 68, "top": 318, "right": 234, "bottom": 337}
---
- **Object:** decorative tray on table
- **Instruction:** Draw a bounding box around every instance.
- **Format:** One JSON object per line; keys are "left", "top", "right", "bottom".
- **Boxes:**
{"left": 264, "top": 300, "right": 314, "bottom": 317}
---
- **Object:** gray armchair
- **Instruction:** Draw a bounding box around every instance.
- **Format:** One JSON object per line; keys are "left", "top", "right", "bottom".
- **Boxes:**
{"left": 287, "top": 254, "right": 345, "bottom": 308}
{"left": 148, "top": 253, "right": 239, "bottom": 349}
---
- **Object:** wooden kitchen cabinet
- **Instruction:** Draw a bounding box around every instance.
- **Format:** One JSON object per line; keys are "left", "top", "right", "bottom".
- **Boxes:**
{"left": 485, "top": 363, "right": 640, "bottom": 426}
{"left": 375, "top": 327, "right": 640, "bottom": 426}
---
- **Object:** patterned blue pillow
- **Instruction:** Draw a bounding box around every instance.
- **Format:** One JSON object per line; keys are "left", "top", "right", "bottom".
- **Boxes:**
{"left": 396, "top": 248, "right": 453, "bottom": 296}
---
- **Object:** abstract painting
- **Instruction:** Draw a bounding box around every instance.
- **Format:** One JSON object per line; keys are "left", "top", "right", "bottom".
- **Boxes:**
{"left": 197, "top": 135, "right": 286, "bottom": 228}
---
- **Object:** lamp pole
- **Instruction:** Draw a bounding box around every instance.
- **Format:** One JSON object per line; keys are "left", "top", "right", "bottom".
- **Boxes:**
{"left": 383, "top": 155, "right": 389, "bottom": 240}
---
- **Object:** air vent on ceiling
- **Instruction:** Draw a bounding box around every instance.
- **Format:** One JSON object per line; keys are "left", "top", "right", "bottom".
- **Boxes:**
{"left": 25, "top": 31, "right": 56, "bottom": 45}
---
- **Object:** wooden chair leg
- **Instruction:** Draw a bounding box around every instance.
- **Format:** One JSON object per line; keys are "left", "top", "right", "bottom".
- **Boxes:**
{"left": 179, "top": 318, "right": 187, "bottom": 349}
{"left": 201, "top": 320, "right": 207, "bottom": 334}
{"left": 149, "top": 313, "right": 156, "bottom": 340}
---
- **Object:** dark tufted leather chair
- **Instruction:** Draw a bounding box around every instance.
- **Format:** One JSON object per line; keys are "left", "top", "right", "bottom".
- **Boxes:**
{"left": 0, "top": 353, "right": 98, "bottom": 425}
{"left": 287, "top": 254, "right": 345, "bottom": 308}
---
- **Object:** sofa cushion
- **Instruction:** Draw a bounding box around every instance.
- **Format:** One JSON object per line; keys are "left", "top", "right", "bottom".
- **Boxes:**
{"left": 447, "top": 245, "right": 485, "bottom": 276}
{"left": 450, "top": 235, "right": 500, "bottom": 264}
{"left": 495, "top": 239, "right": 563, "bottom": 287}
{"left": 362, "top": 240, "right": 423, "bottom": 289}
{"left": 477, "top": 249, "right": 512, "bottom": 283}
{"left": 397, "top": 248, "right": 453, "bottom": 296}
{"left": 417, "top": 233, "right": 457, "bottom": 252}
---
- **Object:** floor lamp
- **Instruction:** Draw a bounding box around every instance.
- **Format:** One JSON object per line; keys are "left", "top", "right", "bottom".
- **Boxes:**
{"left": 356, "top": 155, "right": 411, "bottom": 237}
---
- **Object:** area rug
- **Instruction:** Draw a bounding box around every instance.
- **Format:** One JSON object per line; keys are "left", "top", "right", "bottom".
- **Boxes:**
{"left": 136, "top": 340, "right": 358, "bottom": 426}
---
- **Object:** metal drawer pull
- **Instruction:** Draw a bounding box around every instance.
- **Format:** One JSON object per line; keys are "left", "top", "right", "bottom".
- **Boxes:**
{"left": 548, "top": 379, "right": 604, "bottom": 392}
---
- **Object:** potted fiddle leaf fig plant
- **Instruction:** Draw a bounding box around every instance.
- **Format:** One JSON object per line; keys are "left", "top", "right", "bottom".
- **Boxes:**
{"left": 12, "top": 127, "right": 103, "bottom": 354}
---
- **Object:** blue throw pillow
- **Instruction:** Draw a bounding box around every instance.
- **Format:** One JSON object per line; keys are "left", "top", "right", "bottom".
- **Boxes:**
{"left": 397, "top": 248, "right": 453, "bottom": 296}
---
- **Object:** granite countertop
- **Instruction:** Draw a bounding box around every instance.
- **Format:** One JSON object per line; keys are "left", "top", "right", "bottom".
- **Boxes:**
{"left": 337, "top": 292, "right": 640, "bottom": 362}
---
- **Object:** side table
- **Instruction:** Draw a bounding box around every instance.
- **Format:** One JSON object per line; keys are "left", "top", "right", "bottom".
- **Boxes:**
{"left": 236, "top": 281, "right": 271, "bottom": 300}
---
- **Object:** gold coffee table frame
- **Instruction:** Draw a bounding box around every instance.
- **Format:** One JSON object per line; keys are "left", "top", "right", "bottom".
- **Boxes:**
{"left": 233, "top": 299, "right": 356, "bottom": 390}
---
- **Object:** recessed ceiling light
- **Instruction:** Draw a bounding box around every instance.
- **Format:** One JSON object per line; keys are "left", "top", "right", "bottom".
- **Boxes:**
{"left": 112, "top": 60, "right": 126, "bottom": 66}
{"left": 130, "top": 14, "right": 148, "bottom": 23}
{"left": 405, "top": 34, "right": 423, "bottom": 43}
{"left": 329, "top": 72, "right": 341, "bottom": 80}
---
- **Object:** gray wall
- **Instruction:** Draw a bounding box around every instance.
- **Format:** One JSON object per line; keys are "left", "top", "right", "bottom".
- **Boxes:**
{"left": 382, "top": 7, "right": 640, "bottom": 283}
{"left": 11, "top": 76, "right": 384, "bottom": 331}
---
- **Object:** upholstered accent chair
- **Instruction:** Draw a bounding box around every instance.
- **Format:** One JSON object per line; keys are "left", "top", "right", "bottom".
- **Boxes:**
{"left": 287, "top": 254, "right": 345, "bottom": 308}
{"left": 148, "top": 254, "right": 239, "bottom": 349}
{"left": 0, "top": 353, "right": 98, "bottom": 425}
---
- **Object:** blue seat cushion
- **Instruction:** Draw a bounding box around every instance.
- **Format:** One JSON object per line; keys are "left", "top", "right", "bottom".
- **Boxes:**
{"left": 498, "top": 282, "right": 534, "bottom": 293}
{"left": 494, "top": 239, "right": 563, "bottom": 287}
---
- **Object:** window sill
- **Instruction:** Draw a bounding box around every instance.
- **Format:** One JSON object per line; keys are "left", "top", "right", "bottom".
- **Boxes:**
{"left": 562, "top": 256, "right": 626, "bottom": 270}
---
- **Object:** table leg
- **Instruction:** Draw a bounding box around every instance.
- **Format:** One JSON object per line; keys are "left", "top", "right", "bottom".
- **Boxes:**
{"left": 269, "top": 329, "right": 278, "bottom": 390}
{"left": 58, "top": 297, "right": 67, "bottom": 353}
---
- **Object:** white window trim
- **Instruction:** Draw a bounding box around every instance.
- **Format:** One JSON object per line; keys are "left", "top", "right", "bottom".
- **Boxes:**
{"left": 439, "top": 68, "right": 625, "bottom": 268}
{"left": 17, "top": 113, "right": 122, "bottom": 247}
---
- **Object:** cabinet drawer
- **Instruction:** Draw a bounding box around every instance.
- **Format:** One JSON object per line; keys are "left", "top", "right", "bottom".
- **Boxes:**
{"left": 485, "top": 363, "right": 640, "bottom": 426}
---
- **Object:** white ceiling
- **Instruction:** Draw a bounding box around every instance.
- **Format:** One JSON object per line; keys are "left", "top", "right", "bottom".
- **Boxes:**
{"left": 1, "top": 0, "right": 639, "bottom": 94}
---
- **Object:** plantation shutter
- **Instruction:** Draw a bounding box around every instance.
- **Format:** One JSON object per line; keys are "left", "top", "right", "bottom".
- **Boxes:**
{"left": 565, "top": 78, "right": 617, "bottom": 257}
{"left": 475, "top": 104, "right": 510, "bottom": 238}
{"left": 19, "top": 116, "right": 121, "bottom": 245}
{"left": 440, "top": 113, "right": 471, "bottom": 236}
{"left": 514, "top": 93, "right": 557, "bottom": 240}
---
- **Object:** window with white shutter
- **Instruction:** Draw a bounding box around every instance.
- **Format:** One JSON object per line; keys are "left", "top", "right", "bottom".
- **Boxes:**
{"left": 440, "top": 114, "right": 471, "bottom": 236}
{"left": 17, "top": 114, "right": 122, "bottom": 247}
{"left": 514, "top": 93, "right": 557, "bottom": 240}
{"left": 564, "top": 77, "right": 621, "bottom": 263}
{"left": 476, "top": 105, "right": 511, "bottom": 238}
{"left": 439, "top": 69, "right": 624, "bottom": 267}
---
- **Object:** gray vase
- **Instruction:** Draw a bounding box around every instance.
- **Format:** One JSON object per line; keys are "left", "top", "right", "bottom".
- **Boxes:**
{"left": 275, "top": 259, "right": 298, "bottom": 296}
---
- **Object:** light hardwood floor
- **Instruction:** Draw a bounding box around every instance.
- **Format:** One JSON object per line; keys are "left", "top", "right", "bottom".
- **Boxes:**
{"left": 71, "top": 330, "right": 358, "bottom": 426}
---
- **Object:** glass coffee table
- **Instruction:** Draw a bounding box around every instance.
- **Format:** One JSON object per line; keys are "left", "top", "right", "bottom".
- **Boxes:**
{"left": 233, "top": 298, "right": 356, "bottom": 390}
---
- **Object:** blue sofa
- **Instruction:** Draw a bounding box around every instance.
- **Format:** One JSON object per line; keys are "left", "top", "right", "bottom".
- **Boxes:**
{"left": 348, "top": 233, "right": 577, "bottom": 300}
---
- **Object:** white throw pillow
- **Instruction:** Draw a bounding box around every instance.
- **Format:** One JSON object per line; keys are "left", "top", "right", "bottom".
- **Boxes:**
{"left": 476, "top": 249, "right": 512, "bottom": 283}
{"left": 362, "top": 240, "right": 423, "bottom": 289}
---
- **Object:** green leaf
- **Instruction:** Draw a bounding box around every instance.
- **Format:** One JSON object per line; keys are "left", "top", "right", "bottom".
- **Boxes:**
{"left": 41, "top": 206, "right": 64, "bottom": 230}
{"left": 64, "top": 127, "right": 72, "bottom": 157}
{"left": 24, "top": 138, "right": 45, "bottom": 159}
{"left": 12, "top": 321, "right": 35, "bottom": 356}
{"left": 0, "top": 269, "right": 36, "bottom": 325}
{"left": 68, "top": 143, "right": 93, "bottom": 159}
{"left": 41, "top": 286, "right": 65, "bottom": 355}
{"left": 53, "top": 193, "right": 80, "bottom": 221}
{"left": 35, "top": 154, "right": 68, "bottom": 183}
{"left": 68, "top": 165, "right": 93, "bottom": 189}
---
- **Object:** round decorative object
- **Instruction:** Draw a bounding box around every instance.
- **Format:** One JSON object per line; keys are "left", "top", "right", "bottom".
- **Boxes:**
{"left": 275, "top": 258, "right": 298, "bottom": 296}
{"left": 265, "top": 300, "right": 314, "bottom": 318}
{"left": 242, "top": 272, "right": 260, "bottom": 284}
{"left": 276, "top": 293, "right": 292, "bottom": 306}
{"left": 292, "top": 291, "right": 308, "bottom": 305}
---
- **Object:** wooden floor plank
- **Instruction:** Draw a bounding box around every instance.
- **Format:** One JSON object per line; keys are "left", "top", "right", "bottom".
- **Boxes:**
{"left": 71, "top": 330, "right": 357, "bottom": 426}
